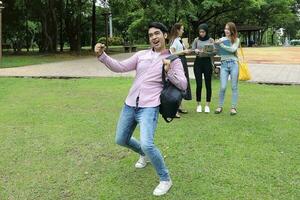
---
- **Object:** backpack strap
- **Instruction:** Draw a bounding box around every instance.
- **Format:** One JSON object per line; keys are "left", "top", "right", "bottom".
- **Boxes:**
{"left": 161, "top": 54, "right": 179, "bottom": 83}
{"left": 166, "top": 54, "right": 179, "bottom": 62}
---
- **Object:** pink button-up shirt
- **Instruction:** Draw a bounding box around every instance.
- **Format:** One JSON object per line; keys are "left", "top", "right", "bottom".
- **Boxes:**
{"left": 98, "top": 49, "right": 187, "bottom": 107}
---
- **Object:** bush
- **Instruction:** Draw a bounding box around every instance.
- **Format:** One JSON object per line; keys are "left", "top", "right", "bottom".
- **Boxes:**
{"left": 98, "top": 36, "right": 124, "bottom": 46}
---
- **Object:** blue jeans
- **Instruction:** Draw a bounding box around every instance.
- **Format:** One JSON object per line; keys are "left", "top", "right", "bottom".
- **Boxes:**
{"left": 218, "top": 60, "right": 239, "bottom": 108}
{"left": 115, "top": 104, "right": 170, "bottom": 181}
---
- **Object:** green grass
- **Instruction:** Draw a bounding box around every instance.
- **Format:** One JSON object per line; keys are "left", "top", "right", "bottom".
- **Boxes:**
{"left": 0, "top": 53, "right": 93, "bottom": 69}
{"left": 0, "top": 78, "right": 299, "bottom": 200}
{"left": 0, "top": 45, "right": 150, "bottom": 69}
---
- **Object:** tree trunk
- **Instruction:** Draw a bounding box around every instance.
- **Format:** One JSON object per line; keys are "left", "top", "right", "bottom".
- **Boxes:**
{"left": 271, "top": 31, "right": 275, "bottom": 45}
{"left": 65, "top": 0, "right": 82, "bottom": 53}
{"left": 259, "top": 30, "right": 266, "bottom": 45}
{"left": 25, "top": 18, "right": 30, "bottom": 52}
{"left": 49, "top": 0, "right": 58, "bottom": 52}
{"left": 38, "top": 1, "right": 58, "bottom": 53}
{"left": 25, "top": 7, "right": 30, "bottom": 52}
{"left": 91, "top": 0, "right": 96, "bottom": 50}
{"left": 60, "top": 0, "right": 64, "bottom": 52}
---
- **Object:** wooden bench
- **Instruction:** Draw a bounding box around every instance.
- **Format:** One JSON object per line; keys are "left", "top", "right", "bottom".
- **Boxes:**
{"left": 186, "top": 55, "right": 221, "bottom": 76}
{"left": 124, "top": 45, "right": 137, "bottom": 53}
{"left": 2, "top": 43, "right": 11, "bottom": 50}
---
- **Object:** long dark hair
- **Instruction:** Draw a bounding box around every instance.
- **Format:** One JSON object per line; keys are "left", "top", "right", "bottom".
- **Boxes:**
{"left": 169, "top": 23, "right": 183, "bottom": 45}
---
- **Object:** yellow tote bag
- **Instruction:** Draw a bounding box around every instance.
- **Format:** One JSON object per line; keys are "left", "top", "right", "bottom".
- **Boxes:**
{"left": 238, "top": 46, "right": 251, "bottom": 81}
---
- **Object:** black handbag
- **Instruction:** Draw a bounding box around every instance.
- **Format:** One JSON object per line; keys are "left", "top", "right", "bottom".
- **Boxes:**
{"left": 159, "top": 55, "right": 184, "bottom": 123}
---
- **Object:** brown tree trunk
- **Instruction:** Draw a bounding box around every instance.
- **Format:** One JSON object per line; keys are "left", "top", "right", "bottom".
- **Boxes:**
{"left": 91, "top": 0, "right": 96, "bottom": 50}
{"left": 39, "top": 1, "right": 58, "bottom": 53}
{"left": 65, "top": 0, "right": 82, "bottom": 53}
{"left": 60, "top": 0, "right": 64, "bottom": 52}
{"left": 49, "top": 0, "right": 58, "bottom": 52}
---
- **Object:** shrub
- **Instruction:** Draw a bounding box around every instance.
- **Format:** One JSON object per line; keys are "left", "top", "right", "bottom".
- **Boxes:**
{"left": 97, "top": 36, "right": 124, "bottom": 45}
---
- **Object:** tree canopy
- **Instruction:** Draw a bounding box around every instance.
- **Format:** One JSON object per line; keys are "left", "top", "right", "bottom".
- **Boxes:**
{"left": 2, "top": 0, "right": 300, "bottom": 53}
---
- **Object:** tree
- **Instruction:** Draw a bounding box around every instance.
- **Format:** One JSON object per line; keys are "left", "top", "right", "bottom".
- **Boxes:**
{"left": 2, "top": 0, "right": 299, "bottom": 54}
{"left": 91, "top": 0, "right": 96, "bottom": 50}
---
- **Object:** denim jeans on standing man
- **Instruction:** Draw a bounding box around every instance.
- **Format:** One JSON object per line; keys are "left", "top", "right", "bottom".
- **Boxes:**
{"left": 115, "top": 104, "right": 170, "bottom": 181}
{"left": 218, "top": 60, "right": 239, "bottom": 108}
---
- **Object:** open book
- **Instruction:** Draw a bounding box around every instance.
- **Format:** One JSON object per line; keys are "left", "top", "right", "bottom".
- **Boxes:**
{"left": 203, "top": 44, "right": 214, "bottom": 53}
{"left": 216, "top": 39, "right": 232, "bottom": 56}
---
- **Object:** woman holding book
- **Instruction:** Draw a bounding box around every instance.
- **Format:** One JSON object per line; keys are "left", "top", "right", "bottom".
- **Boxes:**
{"left": 169, "top": 23, "right": 192, "bottom": 117}
{"left": 214, "top": 22, "right": 240, "bottom": 115}
{"left": 191, "top": 23, "right": 215, "bottom": 113}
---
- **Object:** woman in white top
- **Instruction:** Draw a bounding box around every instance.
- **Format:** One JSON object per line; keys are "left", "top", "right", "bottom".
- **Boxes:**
{"left": 169, "top": 23, "right": 192, "bottom": 117}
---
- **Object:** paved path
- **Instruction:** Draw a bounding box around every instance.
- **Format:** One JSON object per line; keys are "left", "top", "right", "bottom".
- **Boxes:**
{"left": 1, "top": 53, "right": 300, "bottom": 85}
{"left": 247, "top": 63, "right": 300, "bottom": 85}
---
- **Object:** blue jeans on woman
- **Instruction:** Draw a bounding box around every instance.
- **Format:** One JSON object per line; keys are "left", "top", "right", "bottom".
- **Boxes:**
{"left": 218, "top": 60, "right": 239, "bottom": 108}
{"left": 115, "top": 104, "right": 170, "bottom": 181}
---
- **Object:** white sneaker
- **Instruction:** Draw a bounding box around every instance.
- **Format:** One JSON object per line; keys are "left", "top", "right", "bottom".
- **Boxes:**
{"left": 196, "top": 105, "right": 202, "bottom": 113}
{"left": 153, "top": 180, "right": 173, "bottom": 196}
{"left": 135, "top": 155, "right": 149, "bottom": 169}
{"left": 204, "top": 105, "right": 210, "bottom": 113}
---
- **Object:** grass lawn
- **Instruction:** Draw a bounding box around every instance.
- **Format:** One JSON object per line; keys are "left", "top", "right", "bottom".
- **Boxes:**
{"left": 0, "top": 45, "right": 150, "bottom": 69}
{"left": 0, "top": 53, "right": 93, "bottom": 69}
{"left": 0, "top": 78, "right": 299, "bottom": 200}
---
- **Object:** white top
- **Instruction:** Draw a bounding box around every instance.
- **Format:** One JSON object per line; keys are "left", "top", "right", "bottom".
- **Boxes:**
{"left": 170, "top": 37, "right": 185, "bottom": 53}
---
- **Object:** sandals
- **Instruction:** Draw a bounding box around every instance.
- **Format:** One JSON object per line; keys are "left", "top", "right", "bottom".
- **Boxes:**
{"left": 230, "top": 108, "right": 237, "bottom": 115}
{"left": 178, "top": 108, "right": 188, "bottom": 114}
{"left": 214, "top": 107, "right": 223, "bottom": 114}
{"left": 215, "top": 107, "right": 237, "bottom": 115}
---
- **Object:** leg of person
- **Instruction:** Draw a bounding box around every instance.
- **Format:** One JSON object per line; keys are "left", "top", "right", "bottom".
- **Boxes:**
{"left": 177, "top": 56, "right": 190, "bottom": 116}
{"left": 230, "top": 60, "right": 239, "bottom": 115}
{"left": 194, "top": 58, "right": 203, "bottom": 112}
{"left": 115, "top": 104, "right": 144, "bottom": 155}
{"left": 137, "top": 107, "right": 172, "bottom": 196}
{"left": 180, "top": 55, "right": 192, "bottom": 101}
{"left": 203, "top": 59, "right": 213, "bottom": 113}
{"left": 215, "top": 61, "right": 230, "bottom": 114}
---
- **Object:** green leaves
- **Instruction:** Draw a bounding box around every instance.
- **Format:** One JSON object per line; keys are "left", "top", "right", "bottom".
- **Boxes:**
{"left": 2, "top": 0, "right": 299, "bottom": 51}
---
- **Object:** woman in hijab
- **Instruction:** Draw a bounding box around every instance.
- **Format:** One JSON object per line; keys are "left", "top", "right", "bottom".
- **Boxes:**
{"left": 192, "top": 23, "right": 215, "bottom": 113}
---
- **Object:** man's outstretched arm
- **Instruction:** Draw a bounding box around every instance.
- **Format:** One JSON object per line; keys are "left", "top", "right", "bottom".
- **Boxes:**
{"left": 95, "top": 43, "right": 138, "bottom": 73}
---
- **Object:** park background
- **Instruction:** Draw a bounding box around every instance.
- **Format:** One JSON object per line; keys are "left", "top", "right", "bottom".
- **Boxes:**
{"left": 0, "top": 0, "right": 299, "bottom": 199}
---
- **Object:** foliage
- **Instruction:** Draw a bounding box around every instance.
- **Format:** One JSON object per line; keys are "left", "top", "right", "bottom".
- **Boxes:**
{"left": 97, "top": 36, "right": 124, "bottom": 45}
{"left": 2, "top": 0, "right": 299, "bottom": 52}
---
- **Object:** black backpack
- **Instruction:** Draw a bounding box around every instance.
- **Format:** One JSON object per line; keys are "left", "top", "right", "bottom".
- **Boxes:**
{"left": 159, "top": 55, "right": 184, "bottom": 123}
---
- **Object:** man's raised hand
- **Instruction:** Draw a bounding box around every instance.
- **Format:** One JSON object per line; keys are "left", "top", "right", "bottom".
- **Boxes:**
{"left": 94, "top": 43, "right": 106, "bottom": 57}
